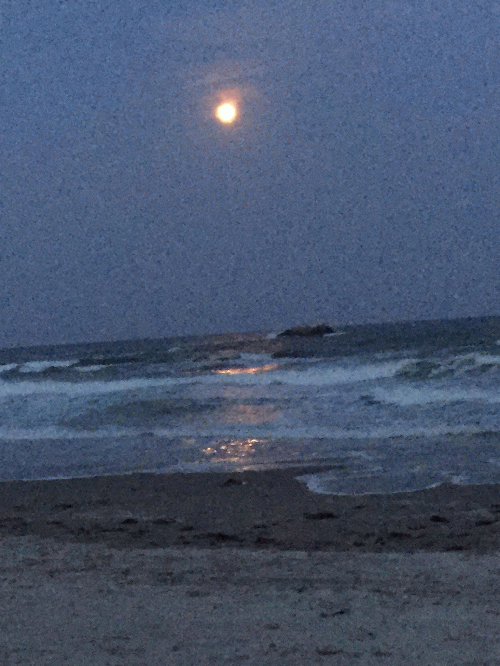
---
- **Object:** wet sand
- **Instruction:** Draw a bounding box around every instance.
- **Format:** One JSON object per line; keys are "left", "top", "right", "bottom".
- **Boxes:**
{"left": 1, "top": 467, "right": 500, "bottom": 553}
{"left": 1, "top": 468, "right": 500, "bottom": 664}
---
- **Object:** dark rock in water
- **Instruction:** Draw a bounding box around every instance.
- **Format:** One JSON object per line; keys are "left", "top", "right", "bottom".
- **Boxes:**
{"left": 278, "top": 323, "right": 336, "bottom": 337}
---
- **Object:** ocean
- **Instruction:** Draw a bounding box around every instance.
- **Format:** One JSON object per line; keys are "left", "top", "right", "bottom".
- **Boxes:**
{"left": 1, "top": 316, "right": 500, "bottom": 495}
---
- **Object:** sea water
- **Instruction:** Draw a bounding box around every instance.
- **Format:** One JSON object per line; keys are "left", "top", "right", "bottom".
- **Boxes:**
{"left": 1, "top": 316, "right": 500, "bottom": 495}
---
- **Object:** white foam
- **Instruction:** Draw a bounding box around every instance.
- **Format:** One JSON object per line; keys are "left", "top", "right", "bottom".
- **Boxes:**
{"left": 123, "top": 423, "right": 490, "bottom": 442}
{"left": 0, "top": 422, "right": 485, "bottom": 442}
{"left": 0, "top": 425, "right": 152, "bottom": 440}
{"left": 0, "top": 375, "right": 194, "bottom": 398}
{"left": 0, "top": 358, "right": 410, "bottom": 398}
{"left": 448, "top": 353, "right": 500, "bottom": 370}
{"left": 451, "top": 352, "right": 498, "bottom": 362}
{"left": 296, "top": 472, "right": 452, "bottom": 496}
{"left": 373, "top": 385, "right": 500, "bottom": 406}
{"left": 207, "top": 359, "right": 410, "bottom": 387}
{"left": 296, "top": 473, "right": 336, "bottom": 495}
{"left": 0, "top": 364, "right": 18, "bottom": 374}
{"left": 19, "top": 360, "right": 77, "bottom": 373}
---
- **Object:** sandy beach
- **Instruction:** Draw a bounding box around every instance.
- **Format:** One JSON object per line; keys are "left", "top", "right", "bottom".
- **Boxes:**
{"left": 1, "top": 468, "right": 500, "bottom": 664}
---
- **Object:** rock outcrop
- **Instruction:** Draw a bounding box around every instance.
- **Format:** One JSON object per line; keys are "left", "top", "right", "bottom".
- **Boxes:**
{"left": 277, "top": 323, "right": 336, "bottom": 337}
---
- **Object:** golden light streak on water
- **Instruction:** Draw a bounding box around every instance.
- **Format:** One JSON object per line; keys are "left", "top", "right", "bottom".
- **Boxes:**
{"left": 215, "top": 363, "right": 278, "bottom": 375}
{"left": 202, "top": 438, "right": 262, "bottom": 460}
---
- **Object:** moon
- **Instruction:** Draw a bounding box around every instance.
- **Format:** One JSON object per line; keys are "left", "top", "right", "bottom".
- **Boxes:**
{"left": 215, "top": 102, "right": 237, "bottom": 124}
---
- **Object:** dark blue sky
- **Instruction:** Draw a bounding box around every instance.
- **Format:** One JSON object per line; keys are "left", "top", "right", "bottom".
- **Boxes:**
{"left": 1, "top": 0, "right": 500, "bottom": 346}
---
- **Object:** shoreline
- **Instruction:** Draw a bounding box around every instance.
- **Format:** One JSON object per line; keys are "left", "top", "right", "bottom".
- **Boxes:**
{"left": 1, "top": 465, "right": 500, "bottom": 553}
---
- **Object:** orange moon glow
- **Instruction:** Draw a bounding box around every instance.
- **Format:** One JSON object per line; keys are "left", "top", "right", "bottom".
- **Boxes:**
{"left": 215, "top": 102, "right": 237, "bottom": 123}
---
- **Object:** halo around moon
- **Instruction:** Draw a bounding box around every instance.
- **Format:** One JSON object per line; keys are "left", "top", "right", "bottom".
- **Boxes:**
{"left": 179, "top": 62, "right": 268, "bottom": 143}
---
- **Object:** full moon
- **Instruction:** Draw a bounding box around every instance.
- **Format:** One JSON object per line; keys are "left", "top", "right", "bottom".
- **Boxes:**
{"left": 215, "top": 102, "right": 237, "bottom": 123}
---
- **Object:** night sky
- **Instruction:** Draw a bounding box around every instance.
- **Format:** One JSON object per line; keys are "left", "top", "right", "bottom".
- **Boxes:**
{"left": 2, "top": 0, "right": 500, "bottom": 347}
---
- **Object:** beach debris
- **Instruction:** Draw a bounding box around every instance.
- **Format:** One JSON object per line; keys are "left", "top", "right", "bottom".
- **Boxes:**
{"left": 222, "top": 478, "right": 246, "bottom": 487}
{"left": 430, "top": 514, "right": 450, "bottom": 523}
{"left": 303, "top": 511, "right": 338, "bottom": 520}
